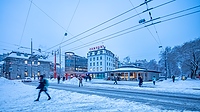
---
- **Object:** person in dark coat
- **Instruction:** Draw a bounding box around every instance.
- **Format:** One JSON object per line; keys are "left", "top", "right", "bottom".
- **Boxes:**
{"left": 113, "top": 76, "right": 117, "bottom": 84}
{"left": 172, "top": 75, "right": 175, "bottom": 82}
{"left": 78, "top": 75, "right": 83, "bottom": 87}
{"left": 138, "top": 74, "right": 143, "bottom": 87}
{"left": 57, "top": 75, "right": 61, "bottom": 84}
{"left": 35, "top": 75, "right": 51, "bottom": 101}
{"left": 89, "top": 75, "right": 91, "bottom": 82}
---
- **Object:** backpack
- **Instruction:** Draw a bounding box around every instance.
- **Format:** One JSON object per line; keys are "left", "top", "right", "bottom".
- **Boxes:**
{"left": 43, "top": 79, "right": 49, "bottom": 87}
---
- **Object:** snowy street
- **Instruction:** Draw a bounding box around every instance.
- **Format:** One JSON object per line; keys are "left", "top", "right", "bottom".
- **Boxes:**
{"left": 25, "top": 80, "right": 200, "bottom": 111}
{"left": 1, "top": 77, "right": 200, "bottom": 112}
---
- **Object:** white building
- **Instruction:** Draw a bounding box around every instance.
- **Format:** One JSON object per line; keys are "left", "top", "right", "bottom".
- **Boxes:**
{"left": 87, "top": 45, "right": 119, "bottom": 79}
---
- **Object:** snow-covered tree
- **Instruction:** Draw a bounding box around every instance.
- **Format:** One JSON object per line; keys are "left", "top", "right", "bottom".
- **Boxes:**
{"left": 159, "top": 37, "right": 200, "bottom": 79}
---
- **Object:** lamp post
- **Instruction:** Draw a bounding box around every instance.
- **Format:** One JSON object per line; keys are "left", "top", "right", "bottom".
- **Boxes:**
{"left": 53, "top": 33, "right": 67, "bottom": 79}
{"left": 30, "top": 39, "right": 34, "bottom": 79}
{"left": 159, "top": 46, "right": 167, "bottom": 80}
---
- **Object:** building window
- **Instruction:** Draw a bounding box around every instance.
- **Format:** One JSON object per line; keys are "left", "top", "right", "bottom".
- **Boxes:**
{"left": 38, "top": 62, "right": 40, "bottom": 65}
{"left": 97, "top": 67, "right": 98, "bottom": 71}
{"left": 100, "top": 56, "right": 102, "bottom": 60}
{"left": 24, "top": 60, "right": 28, "bottom": 64}
{"left": 90, "top": 58, "right": 92, "bottom": 61}
{"left": 93, "top": 57, "right": 95, "bottom": 61}
{"left": 90, "top": 63, "right": 92, "bottom": 66}
{"left": 97, "top": 62, "right": 99, "bottom": 66}
{"left": 100, "top": 62, "right": 102, "bottom": 65}
{"left": 100, "top": 50, "right": 103, "bottom": 54}
{"left": 93, "top": 62, "right": 95, "bottom": 66}
{"left": 97, "top": 57, "right": 99, "bottom": 60}
{"left": 93, "top": 67, "right": 95, "bottom": 71}
{"left": 100, "top": 67, "right": 102, "bottom": 71}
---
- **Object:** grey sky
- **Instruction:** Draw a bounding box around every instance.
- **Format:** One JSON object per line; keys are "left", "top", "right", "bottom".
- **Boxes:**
{"left": 0, "top": 0, "right": 200, "bottom": 63}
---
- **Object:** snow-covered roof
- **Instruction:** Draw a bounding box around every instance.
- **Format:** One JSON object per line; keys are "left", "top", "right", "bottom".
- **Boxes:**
{"left": 4, "top": 51, "right": 52, "bottom": 62}
{"left": 6, "top": 52, "right": 30, "bottom": 59}
{"left": 111, "top": 67, "right": 145, "bottom": 72}
{"left": 110, "top": 66, "right": 161, "bottom": 73}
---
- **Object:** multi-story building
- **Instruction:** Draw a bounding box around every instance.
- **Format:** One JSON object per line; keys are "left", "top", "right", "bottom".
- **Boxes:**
{"left": 3, "top": 51, "right": 52, "bottom": 79}
{"left": 65, "top": 52, "right": 88, "bottom": 75}
{"left": 87, "top": 45, "right": 119, "bottom": 79}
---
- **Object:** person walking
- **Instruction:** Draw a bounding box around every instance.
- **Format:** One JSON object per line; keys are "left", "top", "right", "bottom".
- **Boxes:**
{"left": 113, "top": 76, "right": 118, "bottom": 84}
{"left": 138, "top": 74, "right": 143, "bottom": 87}
{"left": 78, "top": 75, "right": 83, "bottom": 87}
{"left": 89, "top": 75, "right": 92, "bottom": 82}
{"left": 172, "top": 75, "right": 175, "bottom": 82}
{"left": 57, "top": 75, "right": 61, "bottom": 84}
{"left": 35, "top": 75, "right": 51, "bottom": 101}
{"left": 152, "top": 76, "right": 156, "bottom": 85}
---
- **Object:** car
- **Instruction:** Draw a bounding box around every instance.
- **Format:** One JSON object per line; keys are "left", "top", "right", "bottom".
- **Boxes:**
{"left": 22, "top": 77, "right": 32, "bottom": 82}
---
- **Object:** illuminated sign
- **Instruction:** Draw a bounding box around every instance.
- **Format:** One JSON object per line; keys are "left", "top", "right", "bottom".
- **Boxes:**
{"left": 89, "top": 45, "right": 105, "bottom": 51}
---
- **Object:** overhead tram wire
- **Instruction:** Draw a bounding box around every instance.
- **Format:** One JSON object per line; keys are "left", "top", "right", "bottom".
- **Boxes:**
{"left": 66, "top": 6, "right": 200, "bottom": 51}
{"left": 29, "top": 0, "right": 73, "bottom": 36}
{"left": 70, "top": 10, "right": 200, "bottom": 51}
{"left": 19, "top": 0, "right": 32, "bottom": 46}
{"left": 61, "top": 0, "right": 80, "bottom": 42}
{"left": 60, "top": 0, "right": 176, "bottom": 49}
{"left": 144, "top": 0, "right": 162, "bottom": 46}
{"left": 129, "top": 0, "right": 160, "bottom": 45}
{"left": 45, "top": 0, "right": 153, "bottom": 51}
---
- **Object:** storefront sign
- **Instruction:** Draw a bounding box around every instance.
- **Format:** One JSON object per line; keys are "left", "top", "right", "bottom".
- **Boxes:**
{"left": 89, "top": 45, "right": 105, "bottom": 51}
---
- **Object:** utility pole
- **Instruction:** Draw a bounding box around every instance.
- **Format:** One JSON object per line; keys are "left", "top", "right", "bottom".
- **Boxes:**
{"left": 59, "top": 46, "right": 61, "bottom": 77}
{"left": 159, "top": 46, "right": 167, "bottom": 80}
{"left": 165, "top": 50, "right": 167, "bottom": 80}
{"left": 54, "top": 51, "right": 57, "bottom": 79}
{"left": 31, "top": 38, "right": 34, "bottom": 79}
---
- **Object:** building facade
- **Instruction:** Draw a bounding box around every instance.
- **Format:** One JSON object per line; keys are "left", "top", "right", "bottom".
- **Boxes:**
{"left": 65, "top": 52, "right": 88, "bottom": 75}
{"left": 3, "top": 51, "right": 52, "bottom": 79}
{"left": 87, "top": 45, "right": 119, "bottom": 79}
{"left": 107, "top": 66, "right": 161, "bottom": 81}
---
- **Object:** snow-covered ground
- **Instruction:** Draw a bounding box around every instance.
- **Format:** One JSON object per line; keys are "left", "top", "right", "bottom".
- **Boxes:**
{"left": 52, "top": 77, "right": 200, "bottom": 95}
{"left": 0, "top": 77, "right": 200, "bottom": 112}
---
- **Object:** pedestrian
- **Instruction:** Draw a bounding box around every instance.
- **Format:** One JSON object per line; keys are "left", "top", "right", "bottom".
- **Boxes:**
{"left": 172, "top": 75, "right": 175, "bottom": 82}
{"left": 57, "top": 75, "right": 61, "bottom": 84}
{"left": 89, "top": 75, "right": 91, "bottom": 82}
{"left": 62, "top": 76, "right": 65, "bottom": 82}
{"left": 113, "top": 76, "right": 117, "bottom": 84}
{"left": 85, "top": 74, "right": 89, "bottom": 82}
{"left": 138, "top": 74, "right": 143, "bottom": 87}
{"left": 78, "top": 75, "right": 83, "bottom": 87}
{"left": 35, "top": 75, "right": 51, "bottom": 101}
{"left": 152, "top": 76, "right": 156, "bottom": 85}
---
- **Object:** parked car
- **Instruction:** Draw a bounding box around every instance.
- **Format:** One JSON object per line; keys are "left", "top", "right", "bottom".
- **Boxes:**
{"left": 22, "top": 77, "right": 32, "bottom": 82}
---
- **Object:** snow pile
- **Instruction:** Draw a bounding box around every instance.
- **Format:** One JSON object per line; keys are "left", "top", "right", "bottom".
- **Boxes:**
{"left": 0, "top": 77, "right": 166, "bottom": 112}
{"left": 0, "top": 77, "right": 23, "bottom": 86}
{"left": 63, "top": 77, "right": 79, "bottom": 85}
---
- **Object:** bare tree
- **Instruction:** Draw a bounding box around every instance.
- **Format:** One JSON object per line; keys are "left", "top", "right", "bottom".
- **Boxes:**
{"left": 159, "top": 38, "right": 200, "bottom": 79}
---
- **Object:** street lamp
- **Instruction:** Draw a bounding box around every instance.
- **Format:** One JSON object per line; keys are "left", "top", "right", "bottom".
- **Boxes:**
{"left": 159, "top": 46, "right": 167, "bottom": 80}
